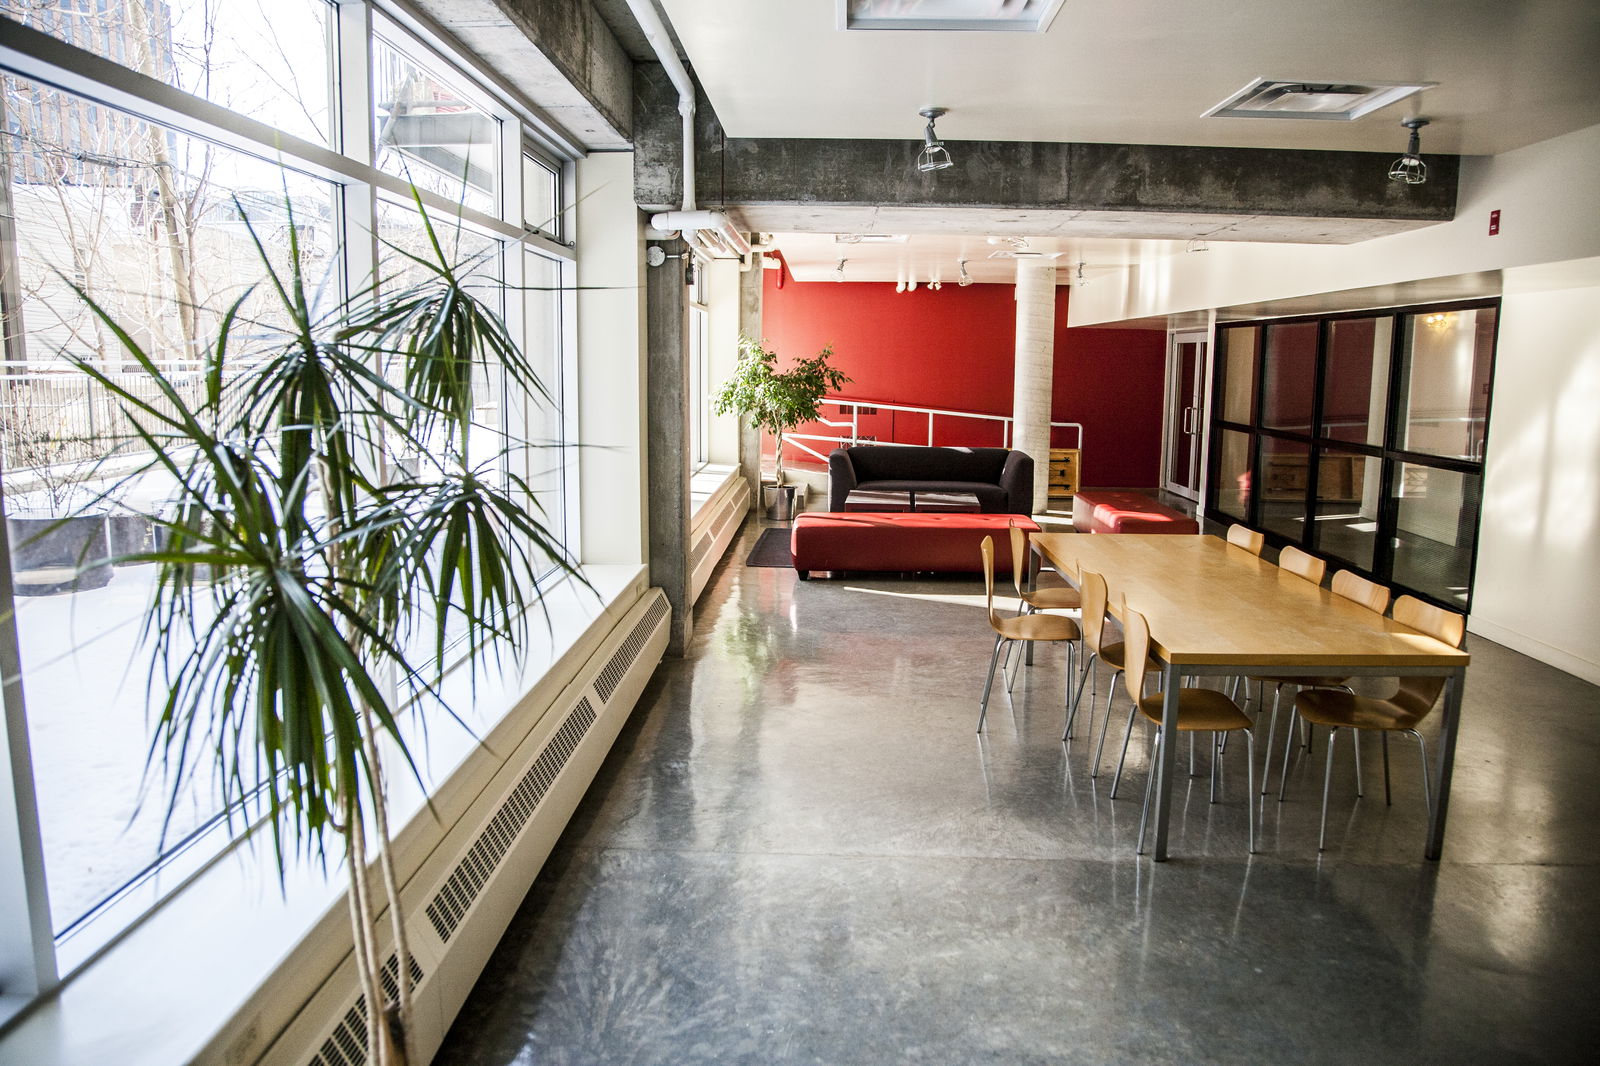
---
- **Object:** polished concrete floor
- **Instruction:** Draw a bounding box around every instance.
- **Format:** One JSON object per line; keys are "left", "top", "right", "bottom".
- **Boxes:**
{"left": 437, "top": 519, "right": 1600, "bottom": 1065}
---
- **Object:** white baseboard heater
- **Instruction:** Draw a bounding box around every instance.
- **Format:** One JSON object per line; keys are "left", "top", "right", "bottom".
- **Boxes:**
{"left": 256, "top": 588, "right": 671, "bottom": 1066}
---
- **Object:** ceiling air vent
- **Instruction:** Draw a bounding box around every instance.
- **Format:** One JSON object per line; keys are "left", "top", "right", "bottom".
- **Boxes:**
{"left": 839, "top": 0, "right": 1066, "bottom": 33}
{"left": 987, "top": 249, "right": 1061, "bottom": 260}
{"left": 1204, "top": 78, "right": 1434, "bottom": 121}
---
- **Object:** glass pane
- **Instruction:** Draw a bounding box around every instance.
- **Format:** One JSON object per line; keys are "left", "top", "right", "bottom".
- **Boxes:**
{"left": 522, "top": 250, "right": 565, "bottom": 545}
{"left": 1391, "top": 464, "right": 1480, "bottom": 607}
{"left": 1398, "top": 308, "right": 1497, "bottom": 460}
{"left": 1213, "top": 428, "right": 1253, "bottom": 521}
{"left": 1, "top": 80, "right": 337, "bottom": 935}
{"left": 1262, "top": 321, "right": 1318, "bottom": 433}
{"left": 1258, "top": 436, "right": 1309, "bottom": 541}
{"left": 1, "top": 0, "right": 333, "bottom": 145}
{"left": 1311, "top": 450, "right": 1383, "bottom": 572}
{"left": 1218, "top": 326, "right": 1257, "bottom": 424}
{"left": 373, "top": 33, "right": 499, "bottom": 214}
{"left": 523, "top": 153, "right": 560, "bottom": 236}
{"left": 1322, "top": 317, "right": 1392, "bottom": 446}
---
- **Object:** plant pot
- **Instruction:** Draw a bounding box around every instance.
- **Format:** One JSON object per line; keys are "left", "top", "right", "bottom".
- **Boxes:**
{"left": 106, "top": 513, "right": 156, "bottom": 563}
{"left": 763, "top": 484, "right": 798, "bottom": 522}
{"left": 7, "top": 513, "right": 114, "bottom": 596}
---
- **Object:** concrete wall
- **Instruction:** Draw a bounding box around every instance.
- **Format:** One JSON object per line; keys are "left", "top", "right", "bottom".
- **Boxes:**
{"left": 1471, "top": 271, "right": 1600, "bottom": 684}
{"left": 1069, "top": 123, "right": 1600, "bottom": 327}
{"left": 575, "top": 151, "right": 648, "bottom": 564}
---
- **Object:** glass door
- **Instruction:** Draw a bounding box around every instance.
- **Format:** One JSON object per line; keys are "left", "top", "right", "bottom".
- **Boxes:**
{"left": 1162, "top": 332, "right": 1207, "bottom": 500}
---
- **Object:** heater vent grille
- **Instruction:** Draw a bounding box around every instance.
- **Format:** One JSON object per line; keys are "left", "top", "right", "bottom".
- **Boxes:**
{"left": 594, "top": 595, "right": 669, "bottom": 704}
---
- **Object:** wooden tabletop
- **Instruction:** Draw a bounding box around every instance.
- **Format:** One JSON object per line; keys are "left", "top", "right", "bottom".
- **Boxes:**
{"left": 1032, "top": 533, "right": 1471, "bottom": 670}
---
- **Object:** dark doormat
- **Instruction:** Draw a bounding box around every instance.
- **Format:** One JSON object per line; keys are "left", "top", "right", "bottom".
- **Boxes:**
{"left": 745, "top": 527, "right": 793, "bottom": 568}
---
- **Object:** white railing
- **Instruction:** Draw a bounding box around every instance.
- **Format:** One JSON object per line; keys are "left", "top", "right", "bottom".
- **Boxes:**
{"left": 782, "top": 396, "right": 1084, "bottom": 465}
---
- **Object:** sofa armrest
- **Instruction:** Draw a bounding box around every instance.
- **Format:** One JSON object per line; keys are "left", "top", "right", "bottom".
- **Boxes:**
{"left": 1000, "top": 450, "right": 1035, "bottom": 515}
{"left": 827, "top": 449, "right": 858, "bottom": 511}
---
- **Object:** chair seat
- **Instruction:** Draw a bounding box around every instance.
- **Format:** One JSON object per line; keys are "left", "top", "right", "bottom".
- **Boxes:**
{"left": 1137, "top": 688, "right": 1251, "bottom": 732}
{"left": 995, "top": 612, "right": 1080, "bottom": 643}
{"left": 1099, "top": 640, "right": 1159, "bottom": 673}
{"left": 1294, "top": 688, "right": 1426, "bottom": 732}
{"left": 1022, "top": 585, "right": 1081, "bottom": 611}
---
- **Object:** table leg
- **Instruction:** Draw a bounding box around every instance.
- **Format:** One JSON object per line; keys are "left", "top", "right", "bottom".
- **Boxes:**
{"left": 1153, "top": 660, "right": 1181, "bottom": 860}
{"left": 1425, "top": 667, "right": 1466, "bottom": 861}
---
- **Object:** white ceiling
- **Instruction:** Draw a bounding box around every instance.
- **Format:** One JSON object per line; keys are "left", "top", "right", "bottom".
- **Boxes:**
{"left": 657, "top": 0, "right": 1600, "bottom": 285}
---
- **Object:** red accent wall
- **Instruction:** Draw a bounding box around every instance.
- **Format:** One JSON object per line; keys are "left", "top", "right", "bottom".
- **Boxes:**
{"left": 761, "top": 274, "right": 1167, "bottom": 487}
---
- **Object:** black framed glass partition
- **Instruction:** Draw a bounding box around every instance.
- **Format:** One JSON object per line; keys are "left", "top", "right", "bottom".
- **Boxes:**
{"left": 1208, "top": 301, "right": 1499, "bottom": 610}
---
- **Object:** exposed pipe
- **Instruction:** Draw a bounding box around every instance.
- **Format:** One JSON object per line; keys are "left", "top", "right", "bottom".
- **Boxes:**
{"left": 624, "top": 0, "right": 695, "bottom": 212}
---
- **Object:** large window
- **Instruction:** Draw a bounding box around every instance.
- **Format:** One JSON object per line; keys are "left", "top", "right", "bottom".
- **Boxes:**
{"left": 0, "top": 0, "right": 576, "bottom": 988}
{"left": 1209, "top": 302, "right": 1498, "bottom": 609}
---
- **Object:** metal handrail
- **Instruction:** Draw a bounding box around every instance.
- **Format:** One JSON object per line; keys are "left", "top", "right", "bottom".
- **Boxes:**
{"left": 781, "top": 395, "right": 1084, "bottom": 463}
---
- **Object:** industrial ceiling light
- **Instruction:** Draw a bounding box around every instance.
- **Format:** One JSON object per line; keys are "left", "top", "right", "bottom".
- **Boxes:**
{"left": 916, "top": 108, "right": 953, "bottom": 172}
{"left": 834, "top": 257, "right": 848, "bottom": 282}
{"left": 1388, "top": 117, "right": 1430, "bottom": 185}
{"left": 957, "top": 259, "right": 973, "bottom": 287}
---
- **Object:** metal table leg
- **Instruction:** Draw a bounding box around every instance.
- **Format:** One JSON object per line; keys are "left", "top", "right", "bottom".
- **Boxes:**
{"left": 1153, "top": 659, "right": 1181, "bottom": 860}
{"left": 1425, "top": 667, "right": 1466, "bottom": 860}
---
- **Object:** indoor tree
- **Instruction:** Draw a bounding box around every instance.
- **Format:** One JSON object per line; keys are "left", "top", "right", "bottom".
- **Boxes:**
{"left": 69, "top": 194, "right": 576, "bottom": 1065}
{"left": 712, "top": 335, "right": 850, "bottom": 484}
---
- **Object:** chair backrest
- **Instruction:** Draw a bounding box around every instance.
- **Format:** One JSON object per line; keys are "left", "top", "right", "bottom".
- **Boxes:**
{"left": 1009, "top": 523, "right": 1029, "bottom": 597}
{"left": 1120, "top": 602, "right": 1151, "bottom": 706}
{"left": 1391, "top": 594, "right": 1467, "bottom": 716}
{"left": 1079, "top": 569, "right": 1109, "bottom": 654}
{"left": 1278, "top": 544, "right": 1327, "bottom": 586}
{"left": 980, "top": 535, "right": 1003, "bottom": 631}
{"left": 1226, "top": 524, "right": 1265, "bottom": 556}
{"left": 1332, "top": 569, "right": 1390, "bottom": 614}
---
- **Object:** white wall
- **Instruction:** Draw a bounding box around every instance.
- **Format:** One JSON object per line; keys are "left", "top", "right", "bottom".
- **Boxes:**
{"left": 1471, "top": 271, "right": 1600, "bottom": 683}
{"left": 575, "top": 152, "right": 648, "bottom": 564}
{"left": 1069, "top": 123, "right": 1600, "bottom": 328}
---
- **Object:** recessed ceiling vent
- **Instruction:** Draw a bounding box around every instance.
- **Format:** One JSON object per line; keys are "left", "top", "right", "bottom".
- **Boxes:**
{"left": 839, "top": 0, "right": 1066, "bottom": 33}
{"left": 1204, "top": 78, "right": 1435, "bottom": 121}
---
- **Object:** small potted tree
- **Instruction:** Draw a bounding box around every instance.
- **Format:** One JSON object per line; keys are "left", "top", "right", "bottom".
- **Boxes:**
{"left": 712, "top": 336, "right": 849, "bottom": 519}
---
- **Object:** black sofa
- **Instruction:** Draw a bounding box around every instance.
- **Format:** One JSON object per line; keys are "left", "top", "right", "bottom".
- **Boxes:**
{"left": 827, "top": 445, "right": 1034, "bottom": 514}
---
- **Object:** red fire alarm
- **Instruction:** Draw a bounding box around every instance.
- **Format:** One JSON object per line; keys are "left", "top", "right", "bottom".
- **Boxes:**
{"left": 1489, "top": 209, "right": 1501, "bottom": 236}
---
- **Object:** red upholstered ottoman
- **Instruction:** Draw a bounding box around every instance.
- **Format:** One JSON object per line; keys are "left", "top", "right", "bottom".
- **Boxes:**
{"left": 1072, "top": 491, "right": 1199, "bottom": 535}
{"left": 790, "top": 513, "right": 1041, "bottom": 579}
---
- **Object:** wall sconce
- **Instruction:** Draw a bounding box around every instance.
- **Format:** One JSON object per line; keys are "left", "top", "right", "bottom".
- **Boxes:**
{"left": 916, "top": 107, "right": 953, "bottom": 172}
{"left": 1388, "top": 117, "right": 1430, "bottom": 185}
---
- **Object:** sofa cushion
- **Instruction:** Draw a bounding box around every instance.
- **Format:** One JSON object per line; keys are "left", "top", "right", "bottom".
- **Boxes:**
{"left": 791, "top": 512, "right": 1041, "bottom": 577}
{"left": 855, "top": 479, "right": 1008, "bottom": 509}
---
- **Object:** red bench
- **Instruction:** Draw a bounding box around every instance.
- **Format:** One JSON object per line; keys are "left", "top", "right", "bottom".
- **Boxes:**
{"left": 1072, "top": 490, "right": 1198, "bottom": 535}
{"left": 790, "top": 512, "right": 1040, "bottom": 579}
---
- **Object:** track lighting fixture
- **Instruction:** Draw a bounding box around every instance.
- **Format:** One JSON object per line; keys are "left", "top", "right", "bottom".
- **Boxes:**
{"left": 1388, "top": 117, "right": 1430, "bottom": 185}
{"left": 958, "top": 259, "right": 973, "bottom": 286}
{"left": 834, "top": 257, "right": 847, "bottom": 282}
{"left": 916, "top": 107, "right": 953, "bottom": 172}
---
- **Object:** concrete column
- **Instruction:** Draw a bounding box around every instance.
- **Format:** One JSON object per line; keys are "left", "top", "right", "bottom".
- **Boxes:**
{"left": 737, "top": 254, "right": 764, "bottom": 506}
{"left": 1012, "top": 261, "right": 1057, "bottom": 512}
{"left": 646, "top": 236, "right": 693, "bottom": 656}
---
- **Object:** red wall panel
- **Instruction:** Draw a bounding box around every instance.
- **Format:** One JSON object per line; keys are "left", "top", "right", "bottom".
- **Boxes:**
{"left": 760, "top": 274, "right": 1166, "bottom": 487}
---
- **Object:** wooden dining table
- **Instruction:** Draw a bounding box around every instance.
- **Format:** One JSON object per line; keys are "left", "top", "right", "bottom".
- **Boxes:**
{"left": 1030, "top": 532, "right": 1471, "bottom": 862}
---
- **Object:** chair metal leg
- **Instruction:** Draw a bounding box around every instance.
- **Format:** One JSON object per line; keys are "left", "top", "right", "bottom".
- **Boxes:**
{"left": 1244, "top": 730, "right": 1257, "bottom": 854}
{"left": 1209, "top": 732, "right": 1219, "bottom": 802}
{"left": 1278, "top": 709, "right": 1301, "bottom": 802}
{"left": 1189, "top": 732, "right": 1197, "bottom": 777}
{"left": 1259, "top": 684, "right": 1283, "bottom": 794}
{"left": 1136, "top": 729, "right": 1160, "bottom": 855}
{"left": 1091, "top": 668, "right": 1123, "bottom": 778}
{"left": 1409, "top": 730, "right": 1434, "bottom": 825}
{"left": 1061, "top": 641, "right": 1078, "bottom": 739}
{"left": 977, "top": 636, "right": 1006, "bottom": 732}
{"left": 1353, "top": 728, "right": 1364, "bottom": 798}
{"left": 1109, "top": 703, "right": 1141, "bottom": 798}
{"left": 1382, "top": 733, "right": 1392, "bottom": 806}
{"left": 1005, "top": 638, "right": 1022, "bottom": 692}
{"left": 1318, "top": 727, "right": 1337, "bottom": 851}
{"left": 1063, "top": 649, "right": 1099, "bottom": 741}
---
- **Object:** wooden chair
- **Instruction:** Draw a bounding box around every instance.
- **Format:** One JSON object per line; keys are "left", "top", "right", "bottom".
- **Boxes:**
{"left": 1001, "top": 523, "right": 1082, "bottom": 687}
{"left": 1277, "top": 545, "right": 1327, "bottom": 585}
{"left": 1285, "top": 595, "right": 1466, "bottom": 850}
{"left": 1226, "top": 524, "right": 1265, "bottom": 556}
{"left": 1060, "top": 569, "right": 1157, "bottom": 778}
{"left": 977, "top": 536, "right": 1081, "bottom": 733}
{"left": 1117, "top": 605, "right": 1256, "bottom": 856}
{"left": 1261, "top": 567, "right": 1392, "bottom": 793}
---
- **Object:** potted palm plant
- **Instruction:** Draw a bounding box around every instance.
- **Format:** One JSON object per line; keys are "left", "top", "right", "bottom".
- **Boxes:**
{"left": 68, "top": 194, "right": 577, "bottom": 1065}
{"left": 712, "top": 335, "right": 850, "bottom": 519}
